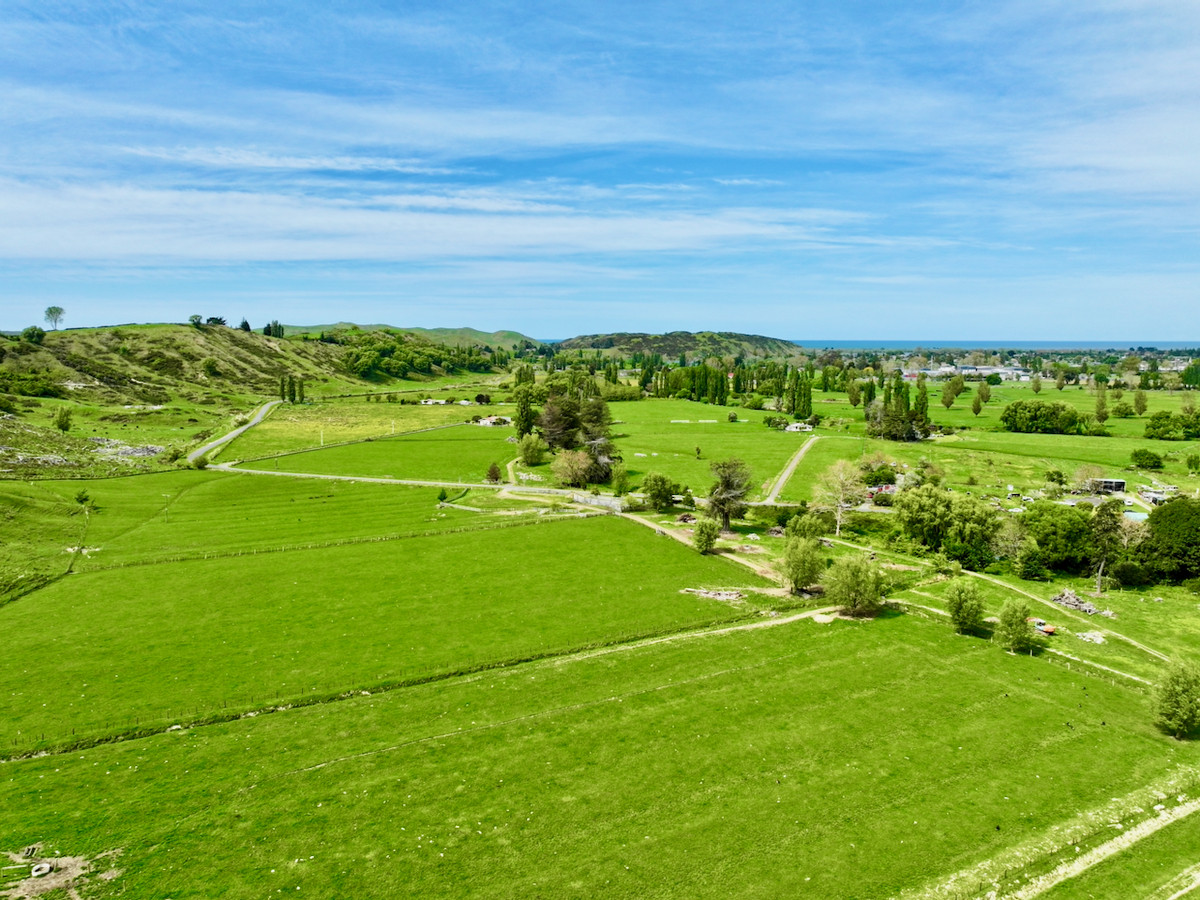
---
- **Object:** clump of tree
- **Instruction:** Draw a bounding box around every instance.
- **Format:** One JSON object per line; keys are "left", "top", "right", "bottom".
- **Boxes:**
{"left": 1155, "top": 662, "right": 1200, "bottom": 740}
{"left": 1143, "top": 410, "right": 1200, "bottom": 441}
{"left": 996, "top": 599, "right": 1041, "bottom": 653}
{"left": 999, "top": 400, "right": 1085, "bottom": 435}
{"left": 781, "top": 537, "right": 824, "bottom": 594}
{"left": 824, "top": 555, "right": 887, "bottom": 616}
{"left": 944, "top": 578, "right": 985, "bottom": 634}
{"left": 705, "top": 458, "right": 752, "bottom": 531}
{"left": 893, "top": 483, "right": 1000, "bottom": 570}
{"left": 21, "top": 325, "right": 45, "bottom": 345}
{"left": 865, "top": 372, "right": 929, "bottom": 441}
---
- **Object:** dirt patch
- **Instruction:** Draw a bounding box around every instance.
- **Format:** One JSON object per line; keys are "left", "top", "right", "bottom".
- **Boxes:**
{"left": 734, "top": 545, "right": 765, "bottom": 554}
{"left": 812, "top": 613, "right": 837, "bottom": 624}
{"left": 681, "top": 588, "right": 744, "bottom": 602}
{"left": 882, "top": 562, "right": 922, "bottom": 571}
{"left": 2, "top": 848, "right": 122, "bottom": 900}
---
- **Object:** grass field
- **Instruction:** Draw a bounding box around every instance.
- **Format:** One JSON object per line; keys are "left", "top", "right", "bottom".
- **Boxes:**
{"left": 2, "top": 613, "right": 1195, "bottom": 898}
{"left": 218, "top": 399, "right": 495, "bottom": 460}
{"left": 0, "top": 513, "right": 770, "bottom": 752}
{"left": 609, "top": 399, "right": 806, "bottom": 498}
{"left": 243, "top": 423, "right": 519, "bottom": 483}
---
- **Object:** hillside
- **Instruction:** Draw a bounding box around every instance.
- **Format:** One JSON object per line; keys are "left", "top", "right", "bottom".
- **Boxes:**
{"left": 555, "top": 330, "right": 799, "bottom": 359}
{"left": 0, "top": 323, "right": 509, "bottom": 477}
{"left": 286, "top": 323, "right": 541, "bottom": 349}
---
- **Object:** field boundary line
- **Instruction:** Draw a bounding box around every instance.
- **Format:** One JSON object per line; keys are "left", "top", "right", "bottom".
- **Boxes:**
{"left": 1154, "top": 861, "right": 1200, "bottom": 900}
{"left": 79, "top": 511, "right": 606, "bottom": 572}
{"left": 899, "top": 766, "right": 1200, "bottom": 900}
{"left": 1004, "top": 797, "right": 1200, "bottom": 899}
{"left": 617, "top": 511, "right": 781, "bottom": 582}
{"left": 273, "top": 612, "right": 836, "bottom": 779}
{"left": 0, "top": 605, "right": 825, "bottom": 761}
{"left": 764, "top": 434, "right": 819, "bottom": 503}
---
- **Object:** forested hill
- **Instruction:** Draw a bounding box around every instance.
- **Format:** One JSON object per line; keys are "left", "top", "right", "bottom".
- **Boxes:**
{"left": 554, "top": 331, "right": 799, "bottom": 360}
{"left": 0, "top": 322, "right": 509, "bottom": 409}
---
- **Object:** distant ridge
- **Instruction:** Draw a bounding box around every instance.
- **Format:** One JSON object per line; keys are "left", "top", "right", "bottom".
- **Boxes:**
{"left": 554, "top": 331, "right": 799, "bottom": 359}
{"left": 285, "top": 323, "right": 541, "bottom": 348}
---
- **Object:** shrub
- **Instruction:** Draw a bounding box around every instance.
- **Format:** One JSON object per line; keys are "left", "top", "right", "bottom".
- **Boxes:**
{"left": 693, "top": 518, "right": 719, "bottom": 554}
{"left": 944, "top": 579, "right": 985, "bottom": 634}
{"left": 996, "top": 599, "right": 1040, "bottom": 653}
{"left": 517, "top": 434, "right": 547, "bottom": 466}
{"left": 21, "top": 325, "right": 46, "bottom": 345}
{"left": 1131, "top": 448, "right": 1165, "bottom": 469}
{"left": 824, "top": 555, "right": 886, "bottom": 616}
{"left": 1155, "top": 662, "right": 1200, "bottom": 739}
{"left": 51, "top": 406, "right": 71, "bottom": 433}
{"left": 641, "top": 472, "right": 676, "bottom": 511}
{"left": 485, "top": 462, "right": 503, "bottom": 484}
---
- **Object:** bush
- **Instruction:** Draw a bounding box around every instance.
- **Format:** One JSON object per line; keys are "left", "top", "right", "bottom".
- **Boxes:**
{"left": 1155, "top": 662, "right": 1200, "bottom": 739}
{"left": 1111, "top": 560, "right": 1151, "bottom": 587}
{"left": 996, "top": 599, "right": 1041, "bottom": 653}
{"left": 944, "top": 579, "right": 985, "bottom": 634}
{"left": 51, "top": 406, "right": 71, "bottom": 433}
{"left": 824, "top": 555, "right": 887, "bottom": 615}
{"left": 641, "top": 472, "right": 676, "bottom": 511}
{"left": 781, "top": 537, "right": 823, "bottom": 594}
{"left": 727, "top": 411, "right": 738, "bottom": 422}
{"left": 693, "top": 519, "right": 719, "bottom": 554}
{"left": 21, "top": 325, "right": 45, "bottom": 345}
{"left": 1131, "top": 448, "right": 1165, "bottom": 469}
{"left": 517, "top": 434, "right": 547, "bottom": 466}
{"left": 485, "top": 462, "right": 503, "bottom": 484}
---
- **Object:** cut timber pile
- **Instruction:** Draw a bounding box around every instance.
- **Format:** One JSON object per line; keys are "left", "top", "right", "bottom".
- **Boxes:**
{"left": 1050, "top": 588, "right": 1115, "bottom": 618}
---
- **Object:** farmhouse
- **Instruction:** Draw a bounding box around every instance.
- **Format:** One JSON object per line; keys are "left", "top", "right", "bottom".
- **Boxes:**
{"left": 784, "top": 422, "right": 813, "bottom": 432}
{"left": 477, "top": 415, "right": 512, "bottom": 427}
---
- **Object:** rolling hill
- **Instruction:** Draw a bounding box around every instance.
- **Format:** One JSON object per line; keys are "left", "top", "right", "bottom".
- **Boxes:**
{"left": 554, "top": 330, "right": 799, "bottom": 359}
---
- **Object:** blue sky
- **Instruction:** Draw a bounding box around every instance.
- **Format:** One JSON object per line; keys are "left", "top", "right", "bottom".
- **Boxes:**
{"left": 1, "top": 1, "right": 1197, "bottom": 339}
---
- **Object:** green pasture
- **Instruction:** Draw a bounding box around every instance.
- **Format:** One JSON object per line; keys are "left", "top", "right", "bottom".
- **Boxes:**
{"left": 217, "top": 400, "right": 486, "bottom": 460}
{"left": 2, "top": 614, "right": 1193, "bottom": 898}
{"left": 1040, "top": 805, "right": 1200, "bottom": 899}
{"left": 0, "top": 515, "right": 769, "bottom": 751}
{"left": 774, "top": 429, "right": 1200, "bottom": 505}
{"left": 22, "top": 472, "right": 557, "bottom": 570}
{"left": 244, "top": 423, "right": 518, "bottom": 483}
{"left": 611, "top": 399, "right": 805, "bottom": 498}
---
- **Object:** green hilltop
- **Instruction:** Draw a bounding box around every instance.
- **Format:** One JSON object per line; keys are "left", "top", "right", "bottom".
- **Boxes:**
{"left": 554, "top": 330, "right": 799, "bottom": 359}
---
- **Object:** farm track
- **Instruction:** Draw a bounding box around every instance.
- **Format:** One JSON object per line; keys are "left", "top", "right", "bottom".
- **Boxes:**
{"left": 762, "top": 434, "right": 819, "bottom": 503}
{"left": 1005, "top": 796, "right": 1200, "bottom": 899}
{"left": 188, "top": 399, "right": 281, "bottom": 463}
